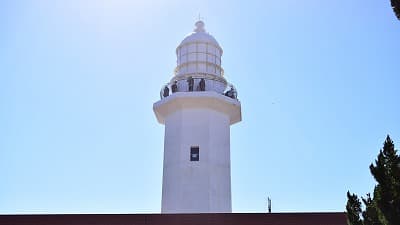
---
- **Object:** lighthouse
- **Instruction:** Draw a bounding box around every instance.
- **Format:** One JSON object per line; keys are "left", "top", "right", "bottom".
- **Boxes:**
{"left": 153, "top": 20, "right": 242, "bottom": 213}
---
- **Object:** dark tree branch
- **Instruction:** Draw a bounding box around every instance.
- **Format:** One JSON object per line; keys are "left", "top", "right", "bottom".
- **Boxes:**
{"left": 392, "top": 0, "right": 400, "bottom": 20}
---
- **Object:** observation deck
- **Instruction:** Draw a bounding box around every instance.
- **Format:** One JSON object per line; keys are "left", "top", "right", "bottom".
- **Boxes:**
{"left": 159, "top": 78, "right": 238, "bottom": 100}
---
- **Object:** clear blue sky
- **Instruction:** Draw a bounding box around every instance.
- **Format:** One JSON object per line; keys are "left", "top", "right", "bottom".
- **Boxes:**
{"left": 1, "top": 0, "right": 399, "bottom": 214}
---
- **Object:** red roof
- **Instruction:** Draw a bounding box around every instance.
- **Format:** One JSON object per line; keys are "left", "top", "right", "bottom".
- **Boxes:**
{"left": 0, "top": 212, "right": 346, "bottom": 225}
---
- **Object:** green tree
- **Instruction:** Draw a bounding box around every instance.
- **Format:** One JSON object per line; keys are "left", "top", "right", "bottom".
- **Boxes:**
{"left": 346, "top": 192, "right": 363, "bottom": 225}
{"left": 369, "top": 136, "right": 400, "bottom": 225}
{"left": 346, "top": 135, "right": 400, "bottom": 225}
{"left": 361, "top": 193, "right": 383, "bottom": 225}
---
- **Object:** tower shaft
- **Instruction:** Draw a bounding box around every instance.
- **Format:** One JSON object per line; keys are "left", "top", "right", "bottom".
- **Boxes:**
{"left": 162, "top": 104, "right": 231, "bottom": 213}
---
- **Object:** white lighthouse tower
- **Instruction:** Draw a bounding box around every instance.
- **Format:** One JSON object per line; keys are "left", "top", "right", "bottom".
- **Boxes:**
{"left": 153, "top": 20, "right": 242, "bottom": 213}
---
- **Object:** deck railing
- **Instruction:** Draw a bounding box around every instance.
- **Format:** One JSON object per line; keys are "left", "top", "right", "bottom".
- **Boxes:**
{"left": 160, "top": 78, "right": 237, "bottom": 100}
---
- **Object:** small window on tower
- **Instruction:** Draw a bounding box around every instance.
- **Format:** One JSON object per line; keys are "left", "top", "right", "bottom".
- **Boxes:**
{"left": 190, "top": 146, "right": 199, "bottom": 161}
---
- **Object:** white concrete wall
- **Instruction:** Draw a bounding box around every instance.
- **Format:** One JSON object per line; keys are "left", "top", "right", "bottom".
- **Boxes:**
{"left": 161, "top": 108, "right": 231, "bottom": 213}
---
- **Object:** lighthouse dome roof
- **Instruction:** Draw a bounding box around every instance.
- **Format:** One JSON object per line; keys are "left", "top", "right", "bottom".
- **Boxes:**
{"left": 178, "top": 21, "right": 221, "bottom": 49}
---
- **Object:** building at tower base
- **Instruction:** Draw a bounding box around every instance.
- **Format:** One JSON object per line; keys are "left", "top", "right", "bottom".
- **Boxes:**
{"left": 0, "top": 212, "right": 347, "bottom": 225}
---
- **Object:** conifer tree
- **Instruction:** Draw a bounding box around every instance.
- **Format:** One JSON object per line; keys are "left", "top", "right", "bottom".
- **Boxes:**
{"left": 361, "top": 193, "right": 384, "bottom": 225}
{"left": 346, "top": 192, "right": 363, "bottom": 225}
{"left": 346, "top": 135, "right": 400, "bottom": 225}
{"left": 369, "top": 136, "right": 400, "bottom": 225}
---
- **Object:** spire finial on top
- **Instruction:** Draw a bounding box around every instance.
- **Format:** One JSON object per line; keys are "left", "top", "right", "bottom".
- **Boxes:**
{"left": 194, "top": 20, "right": 205, "bottom": 32}
{"left": 194, "top": 13, "right": 205, "bottom": 32}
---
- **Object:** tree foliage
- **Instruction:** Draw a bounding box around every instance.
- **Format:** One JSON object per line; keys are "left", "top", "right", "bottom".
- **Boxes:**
{"left": 346, "top": 135, "right": 400, "bottom": 225}
{"left": 346, "top": 192, "right": 363, "bottom": 225}
{"left": 392, "top": 0, "right": 400, "bottom": 20}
